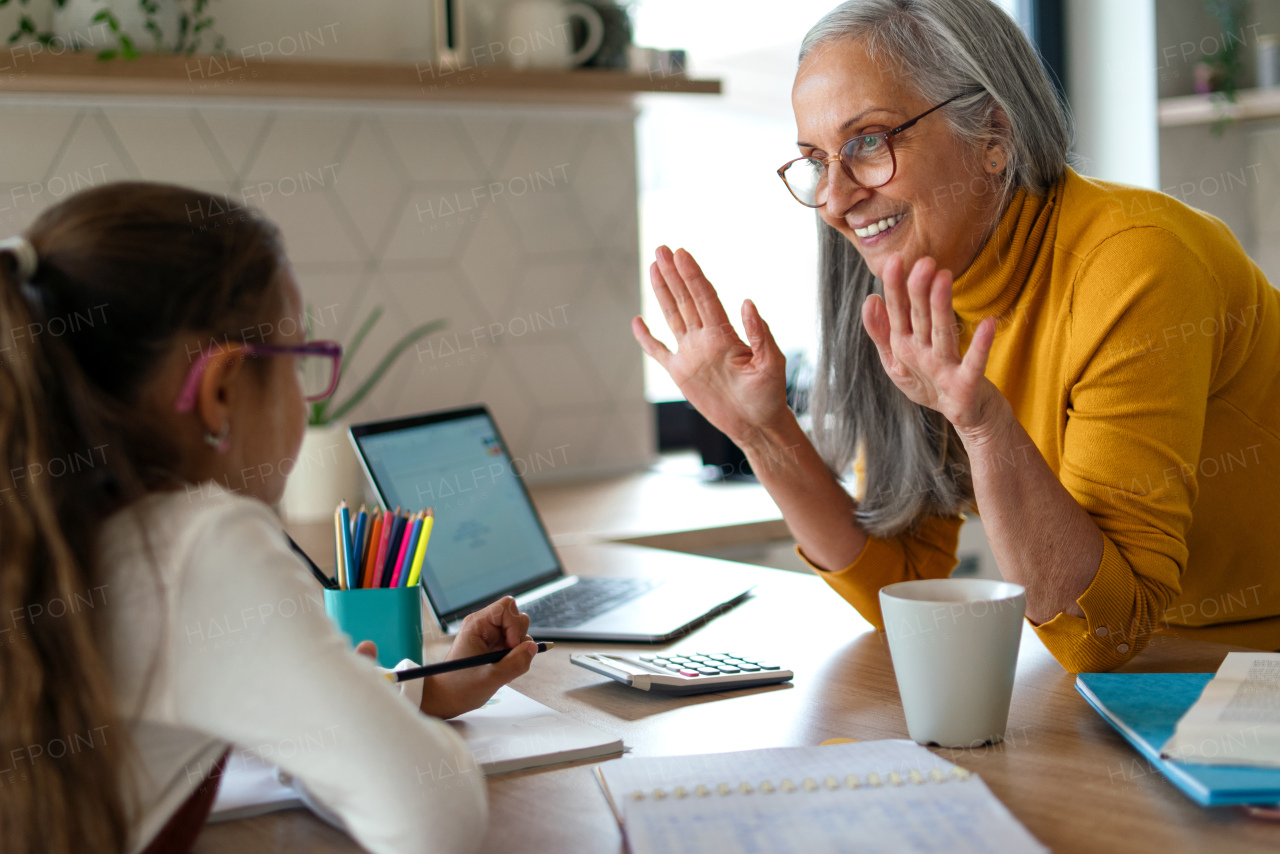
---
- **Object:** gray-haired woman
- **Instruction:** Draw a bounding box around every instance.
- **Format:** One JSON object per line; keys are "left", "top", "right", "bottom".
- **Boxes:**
{"left": 633, "top": 0, "right": 1280, "bottom": 672}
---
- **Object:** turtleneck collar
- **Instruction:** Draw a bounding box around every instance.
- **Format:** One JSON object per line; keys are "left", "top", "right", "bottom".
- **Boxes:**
{"left": 950, "top": 169, "right": 1067, "bottom": 327}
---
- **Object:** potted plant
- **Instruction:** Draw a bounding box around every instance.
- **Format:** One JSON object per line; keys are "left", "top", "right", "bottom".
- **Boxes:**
{"left": 4, "top": 0, "right": 221, "bottom": 58}
{"left": 279, "top": 306, "right": 447, "bottom": 522}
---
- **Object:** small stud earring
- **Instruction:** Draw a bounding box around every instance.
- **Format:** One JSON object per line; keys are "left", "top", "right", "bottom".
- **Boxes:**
{"left": 204, "top": 422, "right": 231, "bottom": 454}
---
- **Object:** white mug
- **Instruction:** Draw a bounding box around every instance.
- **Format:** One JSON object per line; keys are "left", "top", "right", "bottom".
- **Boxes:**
{"left": 502, "top": 0, "right": 605, "bottom": 70}
{"left": 879, "top": 578, "right": 1026, "bottom": 748}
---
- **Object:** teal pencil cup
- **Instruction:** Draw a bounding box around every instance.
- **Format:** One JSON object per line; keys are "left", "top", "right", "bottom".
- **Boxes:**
{"left": 323, "top": 585, "right": 423, "bottom": 668}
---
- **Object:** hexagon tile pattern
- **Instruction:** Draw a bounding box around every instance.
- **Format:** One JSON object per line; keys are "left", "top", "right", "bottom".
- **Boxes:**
{"left": 0, "top": 98, "right": 654, "bottom": 477}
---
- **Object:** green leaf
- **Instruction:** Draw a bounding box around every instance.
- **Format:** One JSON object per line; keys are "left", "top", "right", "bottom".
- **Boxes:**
{"left": 326, "top": 319, "right": 448, "bottom": 423}
{"left": 96, "top": 48, "right": 117, "bottom": 60}
{"left": 341, "top": 306, "right": 385, "bottom": 380}
{"left": 0, "top": 2, "right": 12, "bottom": 10}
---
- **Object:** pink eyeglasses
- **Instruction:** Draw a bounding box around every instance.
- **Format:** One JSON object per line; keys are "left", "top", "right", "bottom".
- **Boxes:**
{"left": 174, "top": 341, "right": 343, "bottom": 412}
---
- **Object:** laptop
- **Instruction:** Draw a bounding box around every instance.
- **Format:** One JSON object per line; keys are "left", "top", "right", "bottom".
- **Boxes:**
{"left": 348, "top": 405, "right": 753, "bottom": 642}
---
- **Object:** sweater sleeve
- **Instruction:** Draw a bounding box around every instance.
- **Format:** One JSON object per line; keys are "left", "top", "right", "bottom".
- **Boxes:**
{"left": 800, "top": 512, "right": 964, "bottom": 631}
{"left": 170, "top": 500, "right": 486, "bottom": 854}
{"left": 1035, "top": 227, "right": 1220, "bottom": 672}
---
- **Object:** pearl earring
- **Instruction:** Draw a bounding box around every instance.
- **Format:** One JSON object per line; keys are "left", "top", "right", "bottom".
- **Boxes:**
{"left": 204, "top": 422, "right": 231, "bottom": 454}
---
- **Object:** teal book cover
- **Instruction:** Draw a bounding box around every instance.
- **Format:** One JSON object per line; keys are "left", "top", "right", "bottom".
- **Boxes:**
{"left": 1076, "top": 672, "right": 1280, "bottom": 807}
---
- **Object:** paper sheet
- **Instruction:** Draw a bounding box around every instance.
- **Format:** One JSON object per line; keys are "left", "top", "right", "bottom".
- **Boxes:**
{"left": 1163, "top": 652, "right": 1280, "bottom": 766}
{"left": 597, "top": 741, "right": 1046, "bottom": 854}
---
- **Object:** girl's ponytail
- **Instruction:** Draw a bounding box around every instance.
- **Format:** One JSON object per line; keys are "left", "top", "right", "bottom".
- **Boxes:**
{"left": 0, "top": 239, "right": 133, "bottom": 854}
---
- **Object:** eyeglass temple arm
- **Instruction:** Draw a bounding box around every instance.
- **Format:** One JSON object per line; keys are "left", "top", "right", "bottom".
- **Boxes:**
{"left": 887, "top": 89, "right": 985, "bottom": 137}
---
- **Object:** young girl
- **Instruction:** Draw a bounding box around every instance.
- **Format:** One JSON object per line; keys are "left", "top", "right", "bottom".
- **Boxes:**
{"left": 0, "top": 182, "right": 537, "bottom": 854}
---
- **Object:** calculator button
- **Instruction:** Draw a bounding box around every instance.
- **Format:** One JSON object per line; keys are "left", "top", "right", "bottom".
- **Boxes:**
{"left": 639, "top": 655, "right": 656, "bottom": 662}
{"left": 715, "top": 665, "right": 741, "bottom": 673}
{"left": 707, "top": 654, "right": 731, "bottom": 661}
{"left": 757, "top": 664, "right": 782, "bottom": 671}
{"left": 678, "top": 669, "right": 700, "bottom": 677}
{"left": 696, "top": 667, "right": 719, "bottom": 675}
{"left": 735, "top": 664, "right": 762, "bottom": 672}
{"left": 664, "top": 665, "right": 685, "bottom": 673}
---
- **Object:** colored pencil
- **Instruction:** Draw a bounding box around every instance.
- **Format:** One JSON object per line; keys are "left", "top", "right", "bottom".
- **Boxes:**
{"left": 360, "top": 510, "right": 382, "bottom": 589}
{"left": 339, "top": 502, "right": 354, "bottom": 589}
{"left": 384, "top": 643, "right": 554, "bottom": 683}
{"left": 392, "top": 514, "right": 423, "bottom": 588}
{"left": 406, "top": 508, "right": 433, "bottom": 588}
{"left": 380, "top": 511, "right": 407, "bottom": 588}
{"left": 334, "top": 505, "right": 347, "bottom": 590}
{"left": 351, "top": 507, "right": 367, "bottom": 589}
{"left": 373, "top": 507, "right": 396, "bottom": 587}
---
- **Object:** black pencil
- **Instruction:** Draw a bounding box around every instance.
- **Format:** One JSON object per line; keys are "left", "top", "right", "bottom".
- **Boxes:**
{"left": 383, "top": 642, "right": 554, "bottom": 683}
{"left": 287, "top": 532, "right": 338, "bottom": 589}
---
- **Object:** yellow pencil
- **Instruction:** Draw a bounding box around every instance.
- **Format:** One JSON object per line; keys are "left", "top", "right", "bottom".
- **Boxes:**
{"left": 334, "top": 505, "right": 347, "bottom": 590}
{"left": 406, "top": 507, "right": 434, "bottom": 587}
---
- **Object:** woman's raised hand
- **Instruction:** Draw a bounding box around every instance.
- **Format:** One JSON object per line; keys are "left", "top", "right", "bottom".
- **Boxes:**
{"left": 861, "top": 254, "right": 1000, "bottom": 435}
{"left": 631, "top": 246, "right": 790, "bottom": 445}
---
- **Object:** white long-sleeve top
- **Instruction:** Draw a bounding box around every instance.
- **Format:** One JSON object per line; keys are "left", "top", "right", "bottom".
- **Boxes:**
{"left": 99, "top": 487, "right": 486, "bottom": 854}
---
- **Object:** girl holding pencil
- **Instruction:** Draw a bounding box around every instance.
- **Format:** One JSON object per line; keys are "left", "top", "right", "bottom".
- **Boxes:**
{"left": 0, "top": 183, "right": 537, "bottom": 854}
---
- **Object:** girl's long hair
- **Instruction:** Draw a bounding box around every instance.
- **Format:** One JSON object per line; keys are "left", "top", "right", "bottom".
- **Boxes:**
{"left": 0, "top": 182, "right": 285, "bottom": 854}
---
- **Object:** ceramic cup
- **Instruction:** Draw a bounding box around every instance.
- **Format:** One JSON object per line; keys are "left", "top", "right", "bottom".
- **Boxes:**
{"left": 502, "top": 0, "right": 604, "bottom": 70}
{"left": 879, "top": 578, "right": 1026, "bottom": 748}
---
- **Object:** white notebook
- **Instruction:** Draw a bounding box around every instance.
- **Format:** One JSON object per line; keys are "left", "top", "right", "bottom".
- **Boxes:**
{"left": 595, "top": 740, "right": 1046, "bottom": 854}
{"left": 211, "top": 686, "right": 622, "bottom": 821}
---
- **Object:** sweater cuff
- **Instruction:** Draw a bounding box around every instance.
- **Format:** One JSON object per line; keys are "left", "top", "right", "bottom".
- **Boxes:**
{"left": 796, "top": 538, "right": 901, "bottom": 631}
{"left": 1032, "top": 535, "right": 1140, "bottom": 672}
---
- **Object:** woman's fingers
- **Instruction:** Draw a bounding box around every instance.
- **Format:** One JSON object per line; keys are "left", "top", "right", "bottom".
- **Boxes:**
{"left": 861, "top": 294, "right": 897, "bottom": 374}
{"left": 655, "top": 245, "right": 702, "bottom": 331}
{"left": 929, "top": 268, "right": 959, "bottom": 361}
{"left": 632, "top": 316, "right": 673, "bottom": 369}
{"left": 741, "top": 299, "right": 782, "bottom": 366}
{"left": 907, "top": 256, "right": 936, "bottom": 349}
{"left": 960, "top": 315, "right": 996, "bottom": 385}
{"left": 880, "top": 254, "right": 912, "bottom": 337}
{"left": 673, "top": 248, "right": 732, "bottom": 337}
{"left": 649, "top": 260, "right": 686, "bottom": 337}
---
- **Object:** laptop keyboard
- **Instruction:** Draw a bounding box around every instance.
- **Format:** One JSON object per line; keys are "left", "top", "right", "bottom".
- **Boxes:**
{"left": 523, "top": 577, "right": 658, "bottom": 628}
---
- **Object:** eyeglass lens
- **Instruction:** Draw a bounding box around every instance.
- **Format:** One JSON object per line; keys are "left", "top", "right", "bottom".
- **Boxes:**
{"left": 296, "top": 353, "right": 337, "bottom": 399}
{"left": 781, "top": 132, "right": 896, "bottom": 207}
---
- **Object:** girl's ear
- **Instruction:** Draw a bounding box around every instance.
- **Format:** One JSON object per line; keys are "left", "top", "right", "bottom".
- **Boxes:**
{"left": 194, "top": 347, "right": 247, "bottom": 442}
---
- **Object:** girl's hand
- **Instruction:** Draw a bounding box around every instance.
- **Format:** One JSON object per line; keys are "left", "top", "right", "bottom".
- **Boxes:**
{"left": 420, "top": 597, "right": 535, "bottom": 719}
{"left": 861, "top": 254, "right": 1001, "bottom": 436}
{"left": 632, "top": 246, "right": 791, "bottom": 446}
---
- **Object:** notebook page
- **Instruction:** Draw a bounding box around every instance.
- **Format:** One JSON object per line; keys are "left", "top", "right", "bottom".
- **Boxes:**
{"left": 625, "top": 781, "right": 1046, "bottom": 854}
{"left": 597, "top": 741, "right": 1046, "bottom": 854}
{"left": 598, "top": 740, "right": 951, "bottom": 818}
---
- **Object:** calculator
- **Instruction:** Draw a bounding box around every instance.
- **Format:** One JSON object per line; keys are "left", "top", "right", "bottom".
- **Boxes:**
{"left": 570, "top": 651, "right": 794, "bottom": 695}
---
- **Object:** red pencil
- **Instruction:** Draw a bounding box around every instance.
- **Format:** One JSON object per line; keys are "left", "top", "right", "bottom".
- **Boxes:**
{"left": 360, "top": 510, "right": 383, "bottom": 589}
{"left": 372, "top": 507, "right": 398, "bottom": 587}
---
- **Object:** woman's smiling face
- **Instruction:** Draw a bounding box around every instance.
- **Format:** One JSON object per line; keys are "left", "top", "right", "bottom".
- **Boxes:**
{"left": 791, "top": 37, "right": 1006, "bottom": 280}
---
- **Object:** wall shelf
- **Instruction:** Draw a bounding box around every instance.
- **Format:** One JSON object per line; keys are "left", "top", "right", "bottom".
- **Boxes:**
{"left": 1159, "top": 86, "right": 1280, "bottom": 127}
{"left": 0, "top": 53, "right": 721, "bottom": 104}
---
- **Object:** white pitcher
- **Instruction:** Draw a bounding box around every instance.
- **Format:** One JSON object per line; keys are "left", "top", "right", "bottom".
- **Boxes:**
{"left": 501, "top": 0, "right": 605, "bottom": 70}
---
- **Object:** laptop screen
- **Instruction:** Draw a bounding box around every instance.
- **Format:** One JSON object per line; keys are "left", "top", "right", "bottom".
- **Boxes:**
{"left": 350, "top": 408, "right": 561, "bottom": 618}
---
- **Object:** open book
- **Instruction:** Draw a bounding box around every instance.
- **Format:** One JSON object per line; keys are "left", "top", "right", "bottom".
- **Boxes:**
{"left": 212, "top": 685, "right": 622, "bottom": 821}
{"left": 1162, "top": 652, "right": 1280, "bottom": 766}
{"left": 594, "top": 740, "right": 1045, "bottom": 854}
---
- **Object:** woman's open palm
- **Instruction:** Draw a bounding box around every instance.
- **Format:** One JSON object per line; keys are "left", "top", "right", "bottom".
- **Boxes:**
{"left": 631, "top": 246, "right": 789, "bottom": 444}
{"left": 862, "top": 254, "right": 998, "bottom": 432}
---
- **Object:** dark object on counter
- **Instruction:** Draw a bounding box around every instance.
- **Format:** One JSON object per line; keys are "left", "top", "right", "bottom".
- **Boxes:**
{"left": 578, "top": 0, "right": 633, "bottom": 69}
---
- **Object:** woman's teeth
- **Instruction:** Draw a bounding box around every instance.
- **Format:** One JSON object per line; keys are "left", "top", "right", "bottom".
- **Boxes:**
{"left": 854, "top": 213, "right": 904, "bottom": 238}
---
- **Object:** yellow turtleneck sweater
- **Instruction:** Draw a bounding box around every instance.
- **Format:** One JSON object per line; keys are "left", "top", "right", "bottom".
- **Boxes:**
{"left": 811, "top": 166, "right": 1280, "bottom": 673}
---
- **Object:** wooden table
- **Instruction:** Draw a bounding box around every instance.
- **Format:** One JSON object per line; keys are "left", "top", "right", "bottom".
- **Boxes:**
{"left": 196, "top": 541, "right": 1280, "bottom": 854}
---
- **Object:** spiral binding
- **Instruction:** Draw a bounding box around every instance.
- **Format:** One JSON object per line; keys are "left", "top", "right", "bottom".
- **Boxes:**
{"left": 626, "top": 765, "right": 971, "bottom": 801}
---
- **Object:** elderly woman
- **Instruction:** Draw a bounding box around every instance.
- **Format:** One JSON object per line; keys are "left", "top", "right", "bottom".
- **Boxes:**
{"left": 633, "top": 0, "right": 1280, "bottom": 673}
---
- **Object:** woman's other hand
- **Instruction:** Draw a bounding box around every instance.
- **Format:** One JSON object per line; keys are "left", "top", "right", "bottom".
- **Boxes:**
{"left": 862, "top": 254, "right": 1003, "bottom": 437}
{"left": 421, "top": 597, "right": 536, "bottom": 719}
{"left": 632, "top": 246, "right": 791, "bottom": 445}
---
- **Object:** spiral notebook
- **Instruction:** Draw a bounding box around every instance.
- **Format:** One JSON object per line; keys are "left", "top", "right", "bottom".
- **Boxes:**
{"left": 594, "top": 740, "right": 1045, "bottom": 854}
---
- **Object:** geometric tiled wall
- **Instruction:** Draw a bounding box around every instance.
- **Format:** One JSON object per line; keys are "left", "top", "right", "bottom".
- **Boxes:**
{"left": 0, "top": 95, "right": 655, "bottom": 478}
